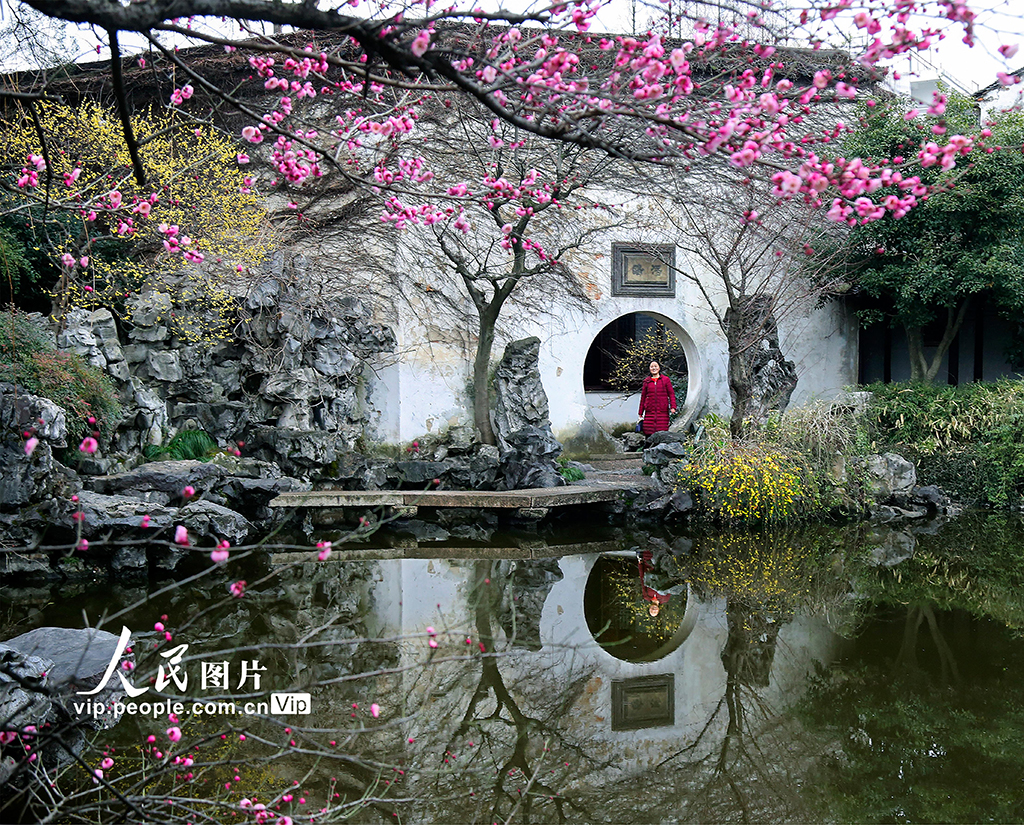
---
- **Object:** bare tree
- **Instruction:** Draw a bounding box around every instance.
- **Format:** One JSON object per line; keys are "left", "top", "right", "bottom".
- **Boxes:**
{"left": 646, "top": 169, "right": 854, "bottom": 436}
{"left": 291, "top": 94, "right": 635, "bottom": 444}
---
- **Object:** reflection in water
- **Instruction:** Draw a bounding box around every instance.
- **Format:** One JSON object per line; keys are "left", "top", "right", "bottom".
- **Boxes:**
{"left": 583, "top": 551, "right": 696, "bottom": 663}
{"left": 4, "top": 516, "right": 1024, "bottom": 822}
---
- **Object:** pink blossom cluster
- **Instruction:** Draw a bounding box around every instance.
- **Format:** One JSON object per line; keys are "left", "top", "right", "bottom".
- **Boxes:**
{"left": 270, "top": 134, "right": 322, "bottom": 185}
{"left": 17, "top": 154, "right": 46, "bottom": 188}
{"left": 169, "top": 84, "right": 194, "bottom": 105}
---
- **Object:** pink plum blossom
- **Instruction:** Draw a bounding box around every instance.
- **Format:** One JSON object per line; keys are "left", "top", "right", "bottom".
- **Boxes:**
{"left": 24, "top": 437, "right": 39, "bottom": 457}
{"left": 211, "top": 540, "right": 230, "bottom": 563}
{"left": 174, "top": 525, "right": 189, "bottom": 546}
{"left": 410, "top": 30, "right": 431, "bottom": 57}
{"left": 79, "top": 437, "right": 98, "bottom": 455}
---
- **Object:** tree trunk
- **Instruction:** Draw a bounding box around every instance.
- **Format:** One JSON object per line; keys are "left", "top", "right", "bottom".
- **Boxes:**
{"left": 905, "top": 327, "right": 928, "bottom": 382}
{"left": 728, "top": 335, "right": 752, "bottom": 439}
{"left": 905, "top": 299, "right": 971, "bottom": 383}
{"left": 474, "top": 308, "right": 498, "bottom": 445}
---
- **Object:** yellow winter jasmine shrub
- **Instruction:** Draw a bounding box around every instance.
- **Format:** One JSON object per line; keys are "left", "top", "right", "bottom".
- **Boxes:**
{"left": 676, "top": 440, "right": 807, "bottom": 524}
{"left": 1, "top": 102, "right": 272, "bottom": 345}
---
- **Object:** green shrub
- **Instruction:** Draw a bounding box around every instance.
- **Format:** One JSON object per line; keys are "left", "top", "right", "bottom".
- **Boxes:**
{"left": 556, "top": 456, "right": 586, "bottom": 483}
{"left": 673, "top": 404, "right": 870, "bottom": 523}
{"left": 866, "top": 381, "right": 1024, "bottom": 506}
{"left": 764, "top": 399, "right": 871, "bottom": 473}
{"left": 866, "top": 380, "right": 1024, "bottom": 451}
{"left": 0, "top": 309, "right": 121, "bottom": 437}
{"left": 144, "top": 429, "right": 218, "bottom": 461}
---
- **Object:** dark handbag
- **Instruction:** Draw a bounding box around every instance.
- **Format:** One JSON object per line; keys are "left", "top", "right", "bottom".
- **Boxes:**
{"left": 635, "top": 421, "right": 643, "bottom": 433}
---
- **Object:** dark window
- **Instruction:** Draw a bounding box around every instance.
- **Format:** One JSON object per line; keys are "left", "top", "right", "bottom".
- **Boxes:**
{"left": 583, "top": 313, "right": 687, "bottom": 392}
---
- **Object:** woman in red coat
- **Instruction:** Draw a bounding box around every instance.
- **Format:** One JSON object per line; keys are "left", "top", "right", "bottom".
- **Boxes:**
{"left": 638, "top": 361, "right": 677, "bottom": 436}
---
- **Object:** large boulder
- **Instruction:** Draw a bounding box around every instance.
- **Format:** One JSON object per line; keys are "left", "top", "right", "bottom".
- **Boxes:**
{"left": 861, "top": 453, "right": 917, "bottom": 499}
{"left": 1, "top": 627, "right": 130, "bottom": 793}
{"left": 60, "top": 491, "right": 177, "bottom": 536}
{"left": 90, "top": 460, "right": 227, "bottom": 498}
{"left": 499, "top": 425, "right": 565, "bottom": 490}
{"left": 0, "top": 384, "right": 73, "bottom": 510}
{"left": 179, "top": 499, "right": 251, "bottom": 544}
{"left": 3, "top": 627, "right": 130, "bottom": 733}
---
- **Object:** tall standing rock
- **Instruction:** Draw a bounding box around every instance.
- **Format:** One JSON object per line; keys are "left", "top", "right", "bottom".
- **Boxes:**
{"left": 492, "top": 337, "right": 551, "bottom": 451}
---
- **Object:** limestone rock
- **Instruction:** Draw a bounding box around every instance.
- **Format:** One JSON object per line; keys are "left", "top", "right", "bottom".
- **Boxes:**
{"left": 0, "top": 385, "right": 75, "bottom": 510}
{"left": 4, "top": 626, "right": 129, "bottom": 728}
{"left": 499, "top": 425, "right": 564, "bottom": 490}
{"left": 0, "top": 551, "right": 53, "bottom": 579}
{"left": 0, "top": 383, "right": 67, "bottom": 444}
{"left": 620, "top": 432, "right": 646, "bottom": 452}
{"left": 111, "top": 544, "right": 149, "bottom": 575}
{"left": 179, "top": 500, "right": 251, "bottom": 544}
{"left": 128, "top": 291, "right": 173, "bottom": 329}
{"left": 147, "top": 350, "right": 183, "bottom": 382}
{"left": 394, "top": 460, "right": 453, "bottom": 487}
{"left": 492, "top": 337, "right": 551, "bottom": 451}
{"left": 91, "top": 460, "right": 227, "bottom": 497}
{"left": 643, "top": 440, "right": 689, "bottom": 467}
{"left": 725, "top": 294, "right": 798, "bottom": 425}
{"left": 861, "top": 453, "right": 917, "bottom": 498}
{"left": 0, "top": 643, "right": 53, "bottom": 731}
{"left": 63, "top": 491, "right": 177, "bottom": 536}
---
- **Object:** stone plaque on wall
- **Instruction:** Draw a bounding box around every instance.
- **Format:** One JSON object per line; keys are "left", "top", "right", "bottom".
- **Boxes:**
{"left": 611, "top": 244, "right": 676, "bottom": 297}
{"left": 611, "top": 674, "right": 675, "bottom": 730}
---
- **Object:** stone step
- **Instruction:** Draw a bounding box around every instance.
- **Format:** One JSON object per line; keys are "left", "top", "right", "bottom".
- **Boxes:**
{"left": 585, "top": 454, "right": 644, "bottom": 471}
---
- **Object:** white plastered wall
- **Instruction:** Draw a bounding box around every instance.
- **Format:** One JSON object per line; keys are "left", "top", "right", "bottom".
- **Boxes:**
{"left": 369, "top": 188, "right": 858, "bottom": 446}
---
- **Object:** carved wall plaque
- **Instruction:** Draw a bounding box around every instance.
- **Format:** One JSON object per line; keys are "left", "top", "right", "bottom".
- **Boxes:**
{"left": 611, "top": 674, "right": 675, "bottom": 730}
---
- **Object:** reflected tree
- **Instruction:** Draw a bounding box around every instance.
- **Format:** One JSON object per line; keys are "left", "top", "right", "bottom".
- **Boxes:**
{"left": 800, "top": 515, "right": 1024, "bottom": 823}
{"left": 424, "top": 558, "right": 607, "bottom": 824}
{"left": 893, "top": 604, "right": 961, "bottom": 686}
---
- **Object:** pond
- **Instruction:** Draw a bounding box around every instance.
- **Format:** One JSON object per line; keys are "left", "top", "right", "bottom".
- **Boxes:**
{"left": 3, "top": 513, "right": 1024, "bottom": 823}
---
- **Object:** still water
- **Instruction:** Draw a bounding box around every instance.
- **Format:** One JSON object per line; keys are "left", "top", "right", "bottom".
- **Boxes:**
{"left": 3, "top": 513, "right": 1024, "bottom": 823}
